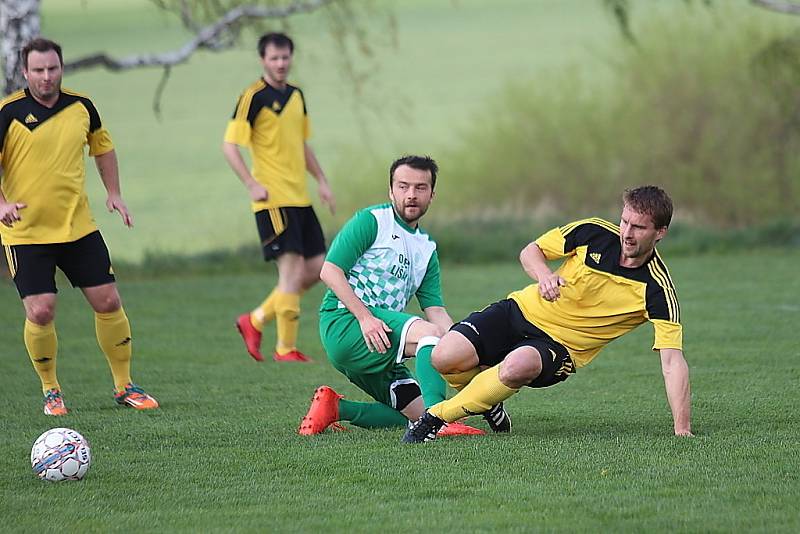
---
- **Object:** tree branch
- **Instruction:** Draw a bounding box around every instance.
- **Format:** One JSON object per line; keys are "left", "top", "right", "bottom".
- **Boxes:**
{"left": 64, "top": 0, "right": 336, "bottom": 73}
{"left": 752, "top": 0, "right": 800, "bottom": 15}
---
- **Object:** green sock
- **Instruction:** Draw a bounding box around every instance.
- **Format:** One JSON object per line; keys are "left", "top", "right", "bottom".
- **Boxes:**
{"left": 415, "top": 337, "right": 447, "bottom": 408}
{"left": 338, "top": 399, "right": 407, "bottom": 428}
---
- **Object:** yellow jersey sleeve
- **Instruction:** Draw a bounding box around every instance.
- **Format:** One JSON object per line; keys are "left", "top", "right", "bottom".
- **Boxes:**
{"left": 534, "top": 226, "right": 570, "bottom": 260}
{"left": 88, "top": 126, "right": 114, "bottom": 156}
{"left": 224, "top": 119, "right": 252, "bottom": 147}
{"left": 304, "top": 115, "right": 311, "bottom": 141}
{"left": 651, "top": 319, "right": 683, "bottom": 351}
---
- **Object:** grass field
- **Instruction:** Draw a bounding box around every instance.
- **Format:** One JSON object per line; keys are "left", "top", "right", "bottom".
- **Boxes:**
{"left": 1, "top": 251, "right": 798, "bottom": 532}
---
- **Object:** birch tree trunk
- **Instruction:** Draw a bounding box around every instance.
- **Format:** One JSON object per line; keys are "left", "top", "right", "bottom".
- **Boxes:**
{"left": 0, "top": 0, "right": 40, "bottom": 96}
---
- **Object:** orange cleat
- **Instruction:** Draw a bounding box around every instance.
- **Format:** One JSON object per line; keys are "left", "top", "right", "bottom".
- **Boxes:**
{"left": 438, "top": 420, "right": 486, "bottom": 437}
{"left": 114, "top": 383, "right": 159, "bottom": 410}
{"left": 236, "top": 313, "right": 264, "bottom": 362}
{"left": 274, "top": 349, "right": 312, "bottom": 363}
{"left": 298, "top": 386, "right": 343, "bottom": 435}
{"left": 43, "top": 388, "right": 68, "bottom": 416}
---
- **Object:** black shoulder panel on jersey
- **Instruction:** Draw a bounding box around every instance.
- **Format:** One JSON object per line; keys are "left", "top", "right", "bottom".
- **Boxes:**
{"left": 563, "top": 218, "right": 619, "bottom": 254}
{"left": 0, "top": 91, "right": 37, "bottom": 137}
{"left": 247, "top": 84, "right": 272, "bottom": 124}
{"left": 230, "top": 79, "right": 267, "bottom": 123}
{"left": 0, "top": 100, "right": 12, "bottom": 149}
{"left": 645, "top": 253, "right": 680, "bottom": 323}
{"left": 0, "top": 91, "right": 27, "bottom": 147}
{"left": 293, "top": 85, "right": 308, "bottom": 114}
{"left": 0, "top": 90, "right": 91, "bottom": 134}
{"left": 71, "top": 94, "right": 102, "bottom": 132}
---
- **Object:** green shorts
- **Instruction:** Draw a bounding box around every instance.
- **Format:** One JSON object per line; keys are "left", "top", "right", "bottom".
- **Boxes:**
{"left": 319, "top": 306, "right": 420, "bottom": 407}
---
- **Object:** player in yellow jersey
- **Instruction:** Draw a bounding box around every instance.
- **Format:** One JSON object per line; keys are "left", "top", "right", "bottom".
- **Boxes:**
{"left": 0, "top": 38, "right": 158, "bottom": 415}
{"left": 223, "top": 32, "right": 335, "bottom": 363}
{"left": 403, "top": 186, "right": 693, "bottom": 442}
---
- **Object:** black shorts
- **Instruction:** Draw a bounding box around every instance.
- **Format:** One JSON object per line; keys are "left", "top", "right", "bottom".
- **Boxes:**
{"left": 254, "top": 206, "right": 326, "bottom": 261}
{"left": 450, "top": 298, "right": 575, "bottom": 388}
{"left": 4, "top": 230, "right": 116, "bottom": 298}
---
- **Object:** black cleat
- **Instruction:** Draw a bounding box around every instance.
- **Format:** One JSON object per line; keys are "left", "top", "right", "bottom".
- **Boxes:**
{"left": 402, "top": 412, "right": 445, "bottom": 443}
{"left": 483, "top": 402, "right": 512, "bottom": 433}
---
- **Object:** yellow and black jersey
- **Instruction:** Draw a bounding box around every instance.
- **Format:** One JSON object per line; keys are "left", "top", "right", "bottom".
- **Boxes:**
{"left": 0, "top": 88, "right": 114, "bottom": 245}
{"left": 510, "top": 218, "right": 682, "bottom": 367}
{"left": 224, "top": 79, "right": 311, "bottom": 211}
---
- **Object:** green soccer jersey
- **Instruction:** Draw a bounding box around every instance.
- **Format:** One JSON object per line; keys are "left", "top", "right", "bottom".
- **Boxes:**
{"left": 320, "top": 203, "right": 444, "bottom": 313}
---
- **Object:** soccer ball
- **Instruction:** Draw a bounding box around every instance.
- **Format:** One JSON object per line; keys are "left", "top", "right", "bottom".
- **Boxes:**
{"left": 30, "top": 428, "right": 92, "bottom": 482}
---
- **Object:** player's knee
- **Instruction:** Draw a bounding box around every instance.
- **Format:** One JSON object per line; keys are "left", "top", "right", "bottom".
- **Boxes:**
{"left": 499, "top": 350, "right": 542, "bottom": 387}
{"left": 93, "top": 293, "right": 122, "bottom": 313}
{"left": 390, "top": 380, "right": 422, "bottom": 412}
{"left": 279, "top": 272, "right": 305, "bottom": 293}
{"left": 301, "top": 271, "right": 321, "bottom": 291}
{"left": 27, "top": 305, "right": 55, "bottom": 325}
{"left": 431, "top": 333, "right": 472, "bottom": 373}
{"left": 301, "top": 277, "right": 318, "bottom": 291}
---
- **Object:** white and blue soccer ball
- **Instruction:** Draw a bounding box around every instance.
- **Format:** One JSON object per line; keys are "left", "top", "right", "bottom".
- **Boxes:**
{"left": 31, "top": 428, "right": 91, "bottom": 482}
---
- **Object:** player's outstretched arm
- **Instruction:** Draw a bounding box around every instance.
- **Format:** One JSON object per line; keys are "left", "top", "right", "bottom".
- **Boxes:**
{"left": 221, "top": 141, "right": 268, "bottom": 202}
{"left": 660, "top": 348, "right": 693, "bottom": 436}
{"left": 320, "top": 261, "right": 391, "bottom": 353}
{"left": 94, "top": 150, "right": 133, "bottom": 227}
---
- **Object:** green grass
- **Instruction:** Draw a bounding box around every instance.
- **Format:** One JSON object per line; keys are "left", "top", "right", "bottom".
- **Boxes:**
{"left": 1, "top": 251, "right": 799, "bottom": 532}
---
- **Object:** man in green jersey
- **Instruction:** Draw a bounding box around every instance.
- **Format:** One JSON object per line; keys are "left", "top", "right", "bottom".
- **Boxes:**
{"left": 298, "top": 155, "right": 487, "bottom": 436}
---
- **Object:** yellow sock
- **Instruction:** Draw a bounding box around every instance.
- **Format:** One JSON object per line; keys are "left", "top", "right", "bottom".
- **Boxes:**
{"left": 24, "top": 319, "right": 59, "bottom": 392}
{"left": 274, "top": 291, "right": 301, "bottom": 355}
{"left": 429, "top": 365, "right": 518, "bottom": 422}
{"left": 95, "top": 308, "right": 133, "bottom": 391}
{"left": 443, "top": 368, "right": 481, "bottom": 391}
{"left": 250, "top": 288, "right": 279, "bottom": 332}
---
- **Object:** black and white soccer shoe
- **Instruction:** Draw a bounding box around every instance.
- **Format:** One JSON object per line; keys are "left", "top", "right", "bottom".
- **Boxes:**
{"left": 402, "top": 412, "right": 445, "bottom": 443}
{"left": 483, "top": 402, "right": 511, "bottom": 433}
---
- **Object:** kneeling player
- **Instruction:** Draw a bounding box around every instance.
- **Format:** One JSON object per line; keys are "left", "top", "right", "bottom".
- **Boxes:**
{"left": 298, "top": 156, "right": 489, "bottom": 436}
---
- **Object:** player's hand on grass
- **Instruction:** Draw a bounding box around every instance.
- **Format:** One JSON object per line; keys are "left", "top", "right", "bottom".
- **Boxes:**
{"left": 248, "top": 182, "right": 269, "bottom": 202}
{"left": 106, "top": 194, "right": 133, "bottom": 227}
{"left": 0, "top": 200, "right": 26, "bottom": 227}
{"left": 538, "top": 272, "right": 567, "bottom": 302}
{"left": 318, "top": 180, "right": 336, "bottom": 215}
{"left": 359, "top": 315, "right": 392, "bottom": 354}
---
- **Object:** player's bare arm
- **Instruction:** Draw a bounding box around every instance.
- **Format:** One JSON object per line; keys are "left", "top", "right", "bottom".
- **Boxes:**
{"left": 94, "top": 150, "right": 133, "bottom": 228}
{"left": 660, "top": 347, "right": 693, "bottom": 437}
{"left": 320, "top": 261, "right": 392, "bottom": 354}
{"left": 422, "top": 306, "right": 453, "bottom": 335}
{"left": 0, "top": 191, "right": 26, "bottom": 227}
{"left": 519, "top": 242, "right": 566, "bottom": 302}
{"left": 304, "top": 142, "right": 335, "bottom": 215}
{"left": 221, "top": 141, "right": 268, "bottom": 202}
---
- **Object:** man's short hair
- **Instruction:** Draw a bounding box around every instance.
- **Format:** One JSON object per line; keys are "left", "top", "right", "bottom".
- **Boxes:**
{"left": 623, "top": 186, "right": 673, "bottom": 229}
{"left": 21, "top": 38, "right": 63, "bottom": 69}
{"left": 389, "top": 155, "right": 439, "bottom": 190}
{"left": 258, "top": 33, "right": 294, "bottom": 57}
